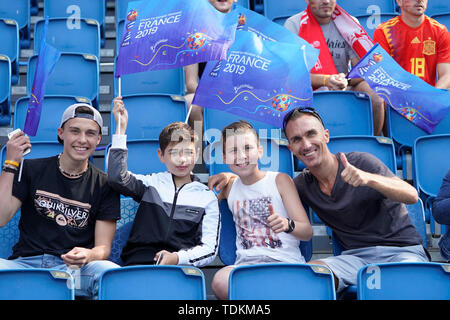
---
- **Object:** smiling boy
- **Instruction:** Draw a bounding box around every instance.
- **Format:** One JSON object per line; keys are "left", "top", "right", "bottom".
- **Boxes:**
{"left": 107, "top": 97, "right": 220, "bottom": 267}
{"left": 210, "top": 120, "right": 313, "bottom": 299}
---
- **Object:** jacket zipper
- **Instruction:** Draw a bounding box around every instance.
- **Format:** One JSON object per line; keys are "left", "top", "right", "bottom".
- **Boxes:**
{"left": 164, "top": 177, "right": 187, "bottom": 242}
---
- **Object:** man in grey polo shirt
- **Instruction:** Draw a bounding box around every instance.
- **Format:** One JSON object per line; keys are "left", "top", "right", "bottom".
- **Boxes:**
{"left": 282, "top": 107, "right": 429, "bottom": 292}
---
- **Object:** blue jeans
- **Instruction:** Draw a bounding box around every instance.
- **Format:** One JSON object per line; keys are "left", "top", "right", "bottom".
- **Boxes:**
{"left": 0, "top": 254, "right": 119, "bottom": 299}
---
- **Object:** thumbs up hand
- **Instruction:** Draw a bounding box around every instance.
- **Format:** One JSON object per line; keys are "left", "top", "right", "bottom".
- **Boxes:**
{"left": 340, "top": 153, "right": 369, "bottom": 187}
{"left": 267, "top": 204, "right": 289, "bottom": 233}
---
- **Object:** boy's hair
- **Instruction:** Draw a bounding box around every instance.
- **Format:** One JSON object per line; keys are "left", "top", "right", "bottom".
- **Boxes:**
{"left": 221, "top": 120, "right": 259, "bottom": 151}
{"left": 159, "top": 122, "right": 198, "bottom": 154}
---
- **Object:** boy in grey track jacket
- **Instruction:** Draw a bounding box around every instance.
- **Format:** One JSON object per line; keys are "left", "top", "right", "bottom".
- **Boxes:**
{"left": 107, "top": 97, "right": 220, "bottom": 267}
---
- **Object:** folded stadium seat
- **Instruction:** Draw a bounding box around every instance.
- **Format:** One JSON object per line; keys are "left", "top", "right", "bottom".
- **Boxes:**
{"left": 218, "top": 199, "right": 312, "bottom": 266}
{"left": 0, "top": 19, "right": 19, "bottom": 85}
{"left": 108, "top": 197, "right": 138, "bottom": 266}
{"left": 109, "top": 94, "right": 187, "bottom": 141}
{"left": 0, "top": 55, "right": 11, "bottom": 126}
{"left": 228, "top": 263, "right": 336, "bottom": 300}
{"left": 27, "top": 53, "right": 100, "bottom": 108}
{"left": 14, "top": 96, "right": 92, "bottom": 142}
{"left": 113, "top": 57, "right": 185, "bottom": 97}
{"left": 413, "top": 134, "right": 450, "bottom": 232}
{"left": 263, "top": 0, "right": 307, "bottom": 25}
{"left": 314, "top": 91, "right": 374, "bottom": 136}
{"left": 203, "top": 108, "right": 282, "bottom": 143}
{"left": 0, "top": 0, "right": 30, "bottom": 48}
{"left": 104, "top": 139, "right": 166, "bottom": 175}
{"left": 34, "top": 18, "right": 101, "bottom": 59}
{"left": 98, "top": 265, "right": 206, "bottom": 300}
{"left": 387, "top": 105, "right": 450, "bottom": 177}
{"left": 0, "top": 142, "right": 63, "bottom": 167}
{"left": 44, "top": 0, "right": 106, "bottom": 47}
{"left": 431, "top": 13, "right": 450, "bottom": 31}
{"left": 0, "top": 269, "right": 75, "bottom": 300}
{"left": 424, "top": 2, "right": 450, "bottom": 17}
{"left": 0, "top": 210, "right": 20, "bottom": 260}
{"left": 336, "top": 0, "right": 396, "bottom": 17}
{"left": 357, "top": 262, "right": 450, "bottom": 300}
{"left": 205, "top": 138, "right": 294, "bottom": 177}
{"left": 355, "top": 13, "right": 398, "bottom": 39}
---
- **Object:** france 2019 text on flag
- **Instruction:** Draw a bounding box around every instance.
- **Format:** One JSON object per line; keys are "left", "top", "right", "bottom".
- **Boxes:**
{"left": 193, "top": 30, "right": 318, "bottom": 128}
{"left": 115, "top": 0, "right": 238, "bottom": 76}
{"left": 348, "top": 43, "right": 450, "bottom": 134}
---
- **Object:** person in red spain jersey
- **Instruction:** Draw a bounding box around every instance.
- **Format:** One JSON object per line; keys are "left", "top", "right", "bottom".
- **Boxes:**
{"left": 373, "top": 0, "right": 450, "bottom": 88}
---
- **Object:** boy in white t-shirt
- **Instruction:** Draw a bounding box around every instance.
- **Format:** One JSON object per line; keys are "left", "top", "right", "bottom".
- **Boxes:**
{"left": 211, "top": 120, "right": 313, "bottom": 300}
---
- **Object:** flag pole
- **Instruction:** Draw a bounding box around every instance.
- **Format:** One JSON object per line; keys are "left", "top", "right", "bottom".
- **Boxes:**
{"left": 185, "top": 104, "right": 192, "bottom": 124}
{"left": 118, "top": 76, "right": 121, "bottom": 135}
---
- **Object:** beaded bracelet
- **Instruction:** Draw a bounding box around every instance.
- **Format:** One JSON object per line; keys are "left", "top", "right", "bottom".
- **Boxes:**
{"left": 323, "top": 74, "right": 330, "bottom": 87}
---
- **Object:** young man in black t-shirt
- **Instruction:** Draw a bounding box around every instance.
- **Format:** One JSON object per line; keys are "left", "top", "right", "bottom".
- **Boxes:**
{"left": 0, "top": 103, "right": 120, "bottom": 299}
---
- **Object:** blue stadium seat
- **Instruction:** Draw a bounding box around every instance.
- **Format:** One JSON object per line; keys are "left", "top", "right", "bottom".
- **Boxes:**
{"left": 228, "top": 263, "right": 336, "bottom": 300}
{"left": 0, "top": 210, "right": 20, "bottom": 259}
{"left": 218, "top": 199, "right": 312, "bottom": 266}
{"left": 0, "top": 269, "right": 74, "bottom": 300}
{"left": 115, "top": 0, "right": 135, "bottom": 23}
{"left": 0, "top": 0, "right": 30, "bottom": 48}
{"left": 27, "top": 53, "right": 100, "bottom": 108}
{"left": 113, "top": 57, "right": 185, "bottom": 96}
{"left": 104, "top": 139, "right": 166, "bottom": 175}
{"left": 205, "top": 138, "right": 294, "bottom": 177}
{"left": 425, "top": 2, "right": 450, "bottom": 17}
{"left": 357, "top": 262, "right": 450, "bottom": 300}
{"left": 413, "top": 134, "right": 450, "bottom": 225}
{"left": 313, "top": 91, "right": 374, "bottom": 136}
{"left": 387, "top": 105, "right": 450, "bottom": 173}
{"left": 356, "top": 13, "right": 398, "bottom": 39}
{"left": 338, "top": 0, "right": 396, "bottom": 16}
{"left": 263, "top": 0, "right": 306, "bottom": 24}
{"left": 34, "top": 18, "right": 101, "bottom": 58}
{"left": 0, "top": 55, "right": 11, "bottom": 126}
{"left": 98, "top": 265, "right": 206, "bottom": 300}
{"left": 203, "top": 108, "right": 281, "bottom": 142}
{"left": 236, "top": 0, "right": 250, "bottom": 9}
{"left": 0, "top": 141, "right": 63, "bottom": 167}
{"left": 44, "top": 0, "right": 106, "bottom": 47}
{"left": 109, "top": 197, "right": 138, "bottom": 265}
{"left": 329, "top": 136, "right": 396, "bottom": 173}
{"left": 109, "top": 94, "right": 187, "bottom": 140}
{"left": 30, "top": 0, "right": 39, "bottom": 15}
{"left": 14, "top": 96, "right": 91, "bottom": 142}
{"left": 431, "top": 13, "right": 450, "bottom": 30}
{"left": 0, "top": 19, "right": 19, "bottom": 84}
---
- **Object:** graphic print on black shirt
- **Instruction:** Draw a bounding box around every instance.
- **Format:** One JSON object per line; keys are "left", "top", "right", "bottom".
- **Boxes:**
{"left": 34, "top": 190, "right": 91, "bottom": 229}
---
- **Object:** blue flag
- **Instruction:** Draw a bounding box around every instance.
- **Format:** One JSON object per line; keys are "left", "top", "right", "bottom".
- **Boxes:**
{"left": 24, "top": 18, "right": 61, "bottom": 136}
{"left": 193, "top": 25, "right": 318, "bottom": 128}
{"left": 115, "top": 0, "right": 238, "bottom": 77}
{"left": 232, "top": 5, "right": 318, "bottom": 70}
{"left": 348, "top": 43, "right": 450, "bottom": 134}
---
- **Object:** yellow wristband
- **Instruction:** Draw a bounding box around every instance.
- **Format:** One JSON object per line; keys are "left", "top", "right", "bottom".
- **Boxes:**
{"left": 323, "top": 75, "right": 330, "bottom": 87}
{"left": 4, "top": 160, "right": 19, "bottom": 168}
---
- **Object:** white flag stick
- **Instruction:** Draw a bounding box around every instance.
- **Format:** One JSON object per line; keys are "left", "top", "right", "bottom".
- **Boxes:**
{"left": 118, "top": 76, "right": 122, "bottom": 134}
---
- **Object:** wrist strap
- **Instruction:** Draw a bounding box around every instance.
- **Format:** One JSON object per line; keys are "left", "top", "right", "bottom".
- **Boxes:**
{"left": 2, "top": 165, "right": 18, "bottom": 174}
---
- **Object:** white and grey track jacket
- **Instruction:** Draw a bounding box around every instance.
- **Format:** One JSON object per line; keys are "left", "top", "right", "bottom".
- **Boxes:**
{"left": 107, "top": 135, "right": 220, "bottom": 267}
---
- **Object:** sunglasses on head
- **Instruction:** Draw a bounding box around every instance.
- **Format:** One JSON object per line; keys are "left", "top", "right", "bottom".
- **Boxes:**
{"left": 282, "top": 107, "right": 324, "bottom": 135}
